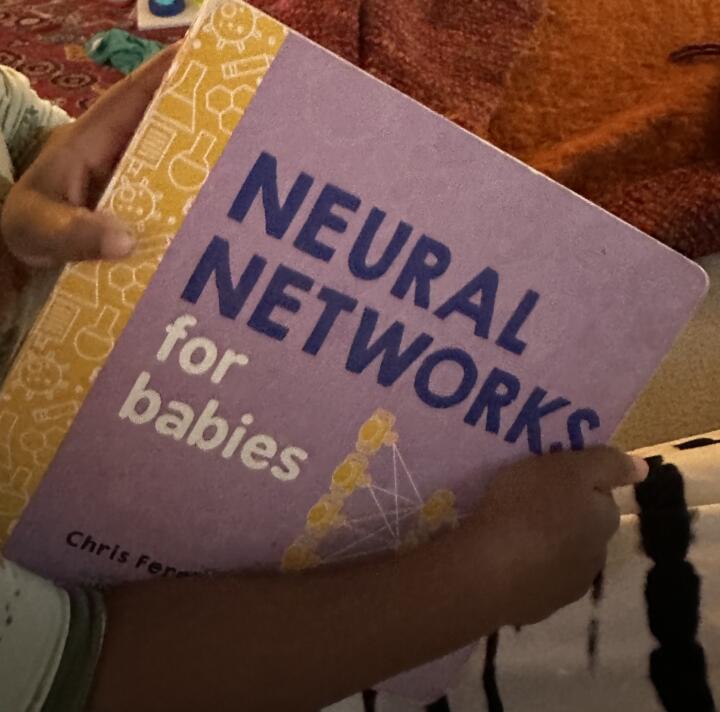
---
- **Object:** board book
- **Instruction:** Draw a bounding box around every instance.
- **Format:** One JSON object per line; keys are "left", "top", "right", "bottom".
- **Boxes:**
{"left": 0, "top": 0, "right": 709, "bottom": 700}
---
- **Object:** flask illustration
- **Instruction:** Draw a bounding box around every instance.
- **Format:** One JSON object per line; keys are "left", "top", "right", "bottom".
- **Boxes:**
{"left": 0, "top": 468, "right": 30, "bottom": 516}
{"left": 169, "top": 130, "right": 216, "bottom": 190}
{"left": 74, "top": 306, "right": 120, "bottom": 361}
{"left": 156, "top": 59, "right": 206, "bottom": 133}
{"left": 0, "top": 412, "right": 16, "bottom": 474}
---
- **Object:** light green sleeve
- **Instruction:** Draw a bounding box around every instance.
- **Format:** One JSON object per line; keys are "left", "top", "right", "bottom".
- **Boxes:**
{"left": 0, "top": 555, "right": 69, "bottom": 711}
{"left": 0, "top": 65, "right": 70, "bottom": 386}
{"left": 0, "top": 64, "right": 71, "bottom": 176}
{"left": 0, "top": 556, "right": 106, "bottom": 712}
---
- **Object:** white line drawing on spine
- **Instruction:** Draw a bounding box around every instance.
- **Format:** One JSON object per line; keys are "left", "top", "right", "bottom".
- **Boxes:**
{"left": 32, "top": 401, "right": 80, "bottom": 425}
{"left": 0, "top": 411, "right": 27, "bottom": 526}
{"left": 108, "top": 262, "right": 155, "bottom": 305}
{"left": 155, "top": 59, "right": 207, "bottom": 134}
{"left": 220, "top": 53, "right": 271, "bottom": 81}
{"left": 15, "top": 351, "right": 69, "bottom": 401}
{"left": 110, "top": 176, "right": 163, "bottom": 234}
{"left": 169, "top": 130, "right": 217, "bottom": 190}
{"left": 61, "top": 261, "right": 102, "bottom": 309}
{"left": 0, "top": 468, "right": 31, "bottom": 517}
{"left": 34, "top": 296, "right": 81, "bottom": 346}
{"left": 73, "top": 306, "right": 121, "bottom": 361}
{"left": 134, "top": 119, "right": 178, "bottom": 171}
{"left": 0, "top": 411, "right": 18, "bottom": 475}
{"left": 19, "top": 428, "right": 64, "bottom": 467}
{"left": 133, "top": 233, "right": 174, "bottom": 260}
{"left": 206, "top": 85, "right": 253, "bottom": 134}
{"left": 203, "top": 1, "right": 261, "bottom": 52}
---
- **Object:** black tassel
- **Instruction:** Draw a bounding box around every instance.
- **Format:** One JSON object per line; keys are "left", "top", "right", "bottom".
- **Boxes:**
{"left": 635, "top": 457, "right": 715, "bottom": 711}
{"left": 587, "top": 569, "right": 605, "bottom": 672}
{"left": 426, "top": 696, "right": 451, "bottom": 712}
{"left": 362, "top": 688, "right": 377, "bottom": 712}
{"left": 482, "top": 631, "right": 504, "bottom": 712}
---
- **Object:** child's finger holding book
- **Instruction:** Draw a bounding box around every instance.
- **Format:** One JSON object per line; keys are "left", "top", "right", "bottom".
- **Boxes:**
{"left": 2, "top": 168, "right": 135, "bottom": 266}
{"left": 72, "top": 42, "right": 181, "bottom": 180}
{"left": 536, "top": 445, "right": 648, "bottom": 492}
{"left": 578, "top": 445, "right": 649, "bottom": 492}
{"left": 0, "top": 45, "right": 181, "bottom": 267}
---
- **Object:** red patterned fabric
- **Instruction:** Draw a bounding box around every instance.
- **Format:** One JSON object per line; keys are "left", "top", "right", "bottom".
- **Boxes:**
{"left": 0, "top": 0, "right": 184, "bottom": 117}
{"left": 3, "top": 0, "right": 720, "bottom": 259}
{"left": 254, "top": 0, "right": 543, "bottom": 140}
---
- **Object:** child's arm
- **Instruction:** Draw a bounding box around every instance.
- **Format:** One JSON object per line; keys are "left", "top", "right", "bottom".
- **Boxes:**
{"left": 88, "top": 448, "right": 646, "bottom": 712}
{"left": 0, "top": 65, "right": 71, "bottom": 175}
{"left": 0, "top": 65, "right": 72, "bottom": 380}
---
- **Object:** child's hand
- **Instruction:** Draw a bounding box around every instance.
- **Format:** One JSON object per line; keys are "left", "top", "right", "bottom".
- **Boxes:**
{"left": 1, "top": 44, "right": 178, "bottom": 269}
{"left": 472, "top": 446, "right": 647, "bottom": 627}
{"left": 89, "top": 447, "right": 648, "bottom": 711}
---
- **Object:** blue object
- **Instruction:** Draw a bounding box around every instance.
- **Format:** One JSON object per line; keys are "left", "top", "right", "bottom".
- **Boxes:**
{"left": 149, "top": 0, "right": 186, "bottom": 17}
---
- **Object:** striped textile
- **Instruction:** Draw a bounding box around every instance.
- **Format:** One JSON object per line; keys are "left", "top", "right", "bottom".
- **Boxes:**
{"left": 327, "top": 431, "right": 720, "bottom": 712}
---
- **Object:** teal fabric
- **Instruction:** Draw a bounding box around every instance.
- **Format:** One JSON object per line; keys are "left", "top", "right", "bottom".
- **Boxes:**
{"left": 85, "top": 29, "right": 165, "bottom": 76}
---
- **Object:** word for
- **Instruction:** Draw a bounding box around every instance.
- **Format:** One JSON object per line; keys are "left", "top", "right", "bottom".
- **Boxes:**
{"left": 117, "top": 315, "right": 309, "bottom": 480}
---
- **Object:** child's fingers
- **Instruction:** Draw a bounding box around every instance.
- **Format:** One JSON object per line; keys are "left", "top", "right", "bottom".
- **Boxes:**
{"left": 75, "top": 43, "right": 180, "bottom": 166}
{"left": 530, "top": 445, "right": 648, "bottom": 493}
{"left": 571, "top": 445, "right": 649, "bottom": 492}
{"left": 0, "top": 44, "right": 179, "bottom": 267}
{"left": 2, "top": 188, "right": 134, "bottom": 267}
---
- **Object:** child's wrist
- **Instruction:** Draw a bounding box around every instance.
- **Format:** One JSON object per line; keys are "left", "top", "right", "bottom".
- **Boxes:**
{"left": 408, "top": 517, "right": 509, "bottom": 635}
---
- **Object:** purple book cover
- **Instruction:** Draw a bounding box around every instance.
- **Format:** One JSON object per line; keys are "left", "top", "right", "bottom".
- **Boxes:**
{"left": 0, "top": 0, "right": 708, "bottom": 701}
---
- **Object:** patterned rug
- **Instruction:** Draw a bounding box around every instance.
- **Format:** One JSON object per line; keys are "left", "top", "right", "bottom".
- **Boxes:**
{"left": 0, "top": 0, "right": 185, "bottom": 116}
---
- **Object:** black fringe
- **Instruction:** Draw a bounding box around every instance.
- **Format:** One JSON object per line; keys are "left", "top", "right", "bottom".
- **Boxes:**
{"left": 635, "top": 456, "right": 715, "bottom": 711}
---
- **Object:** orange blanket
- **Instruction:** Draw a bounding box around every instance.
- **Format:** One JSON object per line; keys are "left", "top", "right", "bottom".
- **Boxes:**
{"left": 257, "top": 0, "right": 720, "bottom": 260}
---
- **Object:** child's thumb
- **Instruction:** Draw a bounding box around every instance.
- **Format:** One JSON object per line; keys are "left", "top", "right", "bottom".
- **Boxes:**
{"left": 3, "top": 188, "right": 135, "bottom": 267}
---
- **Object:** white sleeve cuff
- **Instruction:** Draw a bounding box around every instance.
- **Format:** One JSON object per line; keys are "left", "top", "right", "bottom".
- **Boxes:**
{"left": 0, "top": 557, "right": 70, "bottom": 712}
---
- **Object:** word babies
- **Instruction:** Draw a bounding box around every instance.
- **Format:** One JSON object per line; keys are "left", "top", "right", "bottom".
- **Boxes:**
{"left": 118, "top": 315, "right": 309, "bottom": 481}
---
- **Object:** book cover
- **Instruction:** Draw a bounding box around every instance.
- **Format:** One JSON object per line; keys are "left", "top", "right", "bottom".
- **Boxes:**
{"left": 0, "top": 0, "right": 709, "bottom": 700}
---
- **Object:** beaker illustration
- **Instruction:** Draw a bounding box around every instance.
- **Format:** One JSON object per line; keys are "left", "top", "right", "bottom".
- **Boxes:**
{"left": 74, "top": 306, "right": 120, "bottom": 361}
{"left": 169, "top": 130, "right": 216, "bottom": 190}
